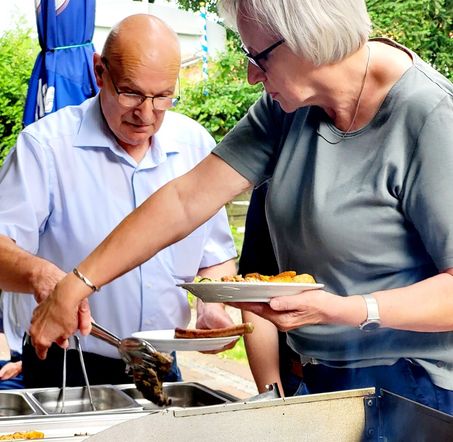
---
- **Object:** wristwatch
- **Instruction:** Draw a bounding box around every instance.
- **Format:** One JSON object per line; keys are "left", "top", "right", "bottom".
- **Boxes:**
{"left": 359, "top": 294, "right": 381, "bottom": 331}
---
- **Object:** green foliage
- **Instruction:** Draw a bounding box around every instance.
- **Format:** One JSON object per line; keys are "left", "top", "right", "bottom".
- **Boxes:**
{"left": 220, "top": 336, "right": 248, "bottom": 363}
{"left": 0, "top": 23, "right": 39, "bottom": 164}
{"left": 229, "top": 224, "right": 245, "bottom": 260}
{"left": 176, "top": 39, "right": 262, "bottom": 143}
{"left": 367, "top": 0, "right": 452, "bottom": 79}
{"left": 176, "top": 0, "right": 218, "bottom": 15}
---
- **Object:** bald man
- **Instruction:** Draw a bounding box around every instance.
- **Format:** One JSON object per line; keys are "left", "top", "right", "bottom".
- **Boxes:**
{"left": 0, "top": 14, "right": 237, "bottom": 388}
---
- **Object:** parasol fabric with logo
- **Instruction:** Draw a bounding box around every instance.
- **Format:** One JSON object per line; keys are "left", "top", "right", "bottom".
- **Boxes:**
{"left": 23, "top": 0, "right": 98, "bottom": 126}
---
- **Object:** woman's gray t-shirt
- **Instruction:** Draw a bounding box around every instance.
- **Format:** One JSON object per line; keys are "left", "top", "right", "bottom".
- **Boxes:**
{"left": 213, "top": 42, "right": 453, "bottom": 389}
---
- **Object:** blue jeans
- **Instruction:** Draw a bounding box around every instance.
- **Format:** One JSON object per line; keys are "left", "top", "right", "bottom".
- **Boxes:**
{"left": 164, "top": 352, "right": 182, "bottom": 382}
{"left": 294, "top": 358, "right": 453, "bottom": 415}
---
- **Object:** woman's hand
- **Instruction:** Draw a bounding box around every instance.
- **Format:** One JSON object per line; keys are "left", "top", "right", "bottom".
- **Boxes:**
{"left": 29, "top": 273, "right": 93, "bottom": 360}
{"left": 229, "top": 289, "right": 366, "bottom": 331}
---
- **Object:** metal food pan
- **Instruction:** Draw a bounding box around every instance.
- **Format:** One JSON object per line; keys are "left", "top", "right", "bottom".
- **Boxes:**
{"left": 117, "top": 382, "right": 235, "bottom": 409}
{"left": 0, "top": 411, "right": 149, "bottom": 442}
{"left": 0, "top": 391, "right": 43, "bottom": 418}
{"left": 29, "top": 385, "right": 141, "bottom": 415}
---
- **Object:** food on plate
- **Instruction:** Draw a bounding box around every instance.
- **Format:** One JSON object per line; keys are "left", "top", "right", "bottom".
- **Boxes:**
{"left": 174, "top": 322, "right": 254, "bottom": 339}
{"left": 197, "top": 271, "right": 316, "bottom": 284}
{"left": 0, "top": 431, "right": 44, "bottom": 440}
{"left": 131, "top": 350, "right": 173, "bottom": 407}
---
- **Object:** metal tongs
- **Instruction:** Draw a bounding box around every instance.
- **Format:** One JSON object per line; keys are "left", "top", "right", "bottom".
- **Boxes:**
{"left": 91, "top": 322, "right": 173, "bottom": 406}
{"left": 90, "top": 322, "right": 158, "bottom": 369}
{"left": 58, "top": 335, "right": 96, "bottom": 413}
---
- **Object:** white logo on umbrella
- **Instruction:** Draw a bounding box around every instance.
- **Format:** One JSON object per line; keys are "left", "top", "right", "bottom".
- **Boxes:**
{"left": 35, "top": 0, "right": 70, "bottom": 15}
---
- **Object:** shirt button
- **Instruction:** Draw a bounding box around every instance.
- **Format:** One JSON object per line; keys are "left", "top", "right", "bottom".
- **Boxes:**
{"left": 436, "top": 361, "right": 446, "bottom": 368}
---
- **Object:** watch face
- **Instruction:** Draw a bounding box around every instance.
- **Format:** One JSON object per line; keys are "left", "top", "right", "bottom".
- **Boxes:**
{"left": 361, "top": 320, "right": 381, "bottom": 331}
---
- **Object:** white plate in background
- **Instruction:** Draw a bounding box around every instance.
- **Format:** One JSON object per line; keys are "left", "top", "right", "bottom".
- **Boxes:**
{"left": 132, "top": 329, "right": 239, "bottom": 352}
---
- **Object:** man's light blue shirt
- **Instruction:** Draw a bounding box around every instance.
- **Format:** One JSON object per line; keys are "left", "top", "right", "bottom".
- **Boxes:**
{"left": 0, "top": 96, "right": 236, "bottom": 358}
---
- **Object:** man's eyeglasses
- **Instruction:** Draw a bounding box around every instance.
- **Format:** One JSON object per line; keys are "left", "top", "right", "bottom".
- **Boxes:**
{"left": 241, "top": 39, "right": 285, "bottom": 72}
{"left": 101, "top": 57, "right": 180, "bottom": 110}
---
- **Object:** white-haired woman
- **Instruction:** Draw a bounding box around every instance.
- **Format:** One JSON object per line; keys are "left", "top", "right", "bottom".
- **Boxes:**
{"left": 30, "top": 1, "right": 453, "bottom": 413}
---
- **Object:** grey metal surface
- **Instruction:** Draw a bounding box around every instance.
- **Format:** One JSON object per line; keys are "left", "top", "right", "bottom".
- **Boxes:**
{"left": 1, "top": 386, "right": 453, "bottom": 441}
{"left": 30, "top": 386, "right": 140, "bottom": 415}
{"left": 379, "top": 389, "right": 453, "bottom": 441}
{"left": 118, "top": 381, "right": 235, "bottom": 409}
{"left": 0, "top": 392, "right": 41, "bottom": 418}
{"left": 89, "top": 388, "right": 376, "bottom": 442}
{"left": 60, "top": 347, "right": 67, "bottom": 413}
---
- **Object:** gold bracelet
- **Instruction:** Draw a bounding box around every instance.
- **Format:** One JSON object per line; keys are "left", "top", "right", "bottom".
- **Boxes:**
{"left": 72, "top": 268, "right": 99, "bottom": 292}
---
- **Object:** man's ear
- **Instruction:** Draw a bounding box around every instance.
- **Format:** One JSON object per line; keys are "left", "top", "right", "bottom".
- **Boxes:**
{"left": 93, "top": 53, "right": 104, "bottom": 87}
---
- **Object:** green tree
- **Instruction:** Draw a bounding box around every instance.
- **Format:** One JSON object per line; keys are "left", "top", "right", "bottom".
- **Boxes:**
{"left": 0, "top": 23, "right": 39, "bottom": 164}
{"left": 176, "top": 0, "right": 217, "bottom": 15}
{"left": 176, "top": 38, "right": 262, "bottom": 143}
{"left": 367, "top": 0, "right": 452, "bottom": 79}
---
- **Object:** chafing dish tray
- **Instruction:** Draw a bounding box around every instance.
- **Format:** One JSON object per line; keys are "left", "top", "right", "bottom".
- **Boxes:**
{"left": 117, "top": 381, "right": 235, "bottom": 410}
{"left": 0, "top": 392, "right": 41, "bottom": 418}
{"left": 29, "top": 386, "right": 141, "bottom": 415}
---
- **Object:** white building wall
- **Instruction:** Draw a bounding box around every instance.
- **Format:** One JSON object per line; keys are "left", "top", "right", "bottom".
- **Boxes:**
{"left": 2, "top": 0, "right": 226, "bottom": 63}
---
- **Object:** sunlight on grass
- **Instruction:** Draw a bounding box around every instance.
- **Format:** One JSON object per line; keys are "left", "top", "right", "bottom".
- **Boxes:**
{"left": 219, "top": 336, "right": 247, "bottom": 363}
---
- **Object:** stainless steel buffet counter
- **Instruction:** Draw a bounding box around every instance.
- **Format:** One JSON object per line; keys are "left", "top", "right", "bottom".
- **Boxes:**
{"left": 1, "top": 385, "right": 453, "bottom": 441}
{"left": 90, "top": 387, "right": 453, "bottom": 442}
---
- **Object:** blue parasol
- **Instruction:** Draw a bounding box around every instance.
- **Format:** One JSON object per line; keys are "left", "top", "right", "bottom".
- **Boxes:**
{"left": 23, "top": 0, "right": 98, "bottom": 126}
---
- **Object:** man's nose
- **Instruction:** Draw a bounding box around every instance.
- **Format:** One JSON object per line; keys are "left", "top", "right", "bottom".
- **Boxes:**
{"left": 134, "top": 97, "right": 157, "bottom": 118}
{"left": 247, "top": 62, "right": 266, "bottom": 86}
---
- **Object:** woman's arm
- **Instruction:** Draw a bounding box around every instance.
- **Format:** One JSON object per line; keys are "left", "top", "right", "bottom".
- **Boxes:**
{"left": 30, "top": 155, "right": 251, "bottom": 358}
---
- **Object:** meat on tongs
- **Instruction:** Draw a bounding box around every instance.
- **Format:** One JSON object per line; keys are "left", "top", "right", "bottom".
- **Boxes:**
{"left": 90, "top": 322, "right": 173, "bottom": 406}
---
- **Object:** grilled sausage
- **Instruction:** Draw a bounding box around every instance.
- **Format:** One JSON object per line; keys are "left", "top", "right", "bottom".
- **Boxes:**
{"left": 174, "top": 322, "right": 254, "bottom": 339}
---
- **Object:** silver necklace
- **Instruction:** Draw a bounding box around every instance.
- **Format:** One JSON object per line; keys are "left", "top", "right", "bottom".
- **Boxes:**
{"left": 317, "top": 44, "right": 371, "bottom": 145}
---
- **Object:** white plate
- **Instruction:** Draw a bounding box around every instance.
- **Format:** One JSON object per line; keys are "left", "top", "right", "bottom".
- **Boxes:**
{"left": 177, "top": 281, "right": 324, "bottom": 302}
{"left": 131, "top": 329, "right": 239, "bottom": 352}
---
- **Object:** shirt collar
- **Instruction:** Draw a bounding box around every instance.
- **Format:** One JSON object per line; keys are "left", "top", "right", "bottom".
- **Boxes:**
{"left": 74, "top": 95, "right": 113, "bottom": 149}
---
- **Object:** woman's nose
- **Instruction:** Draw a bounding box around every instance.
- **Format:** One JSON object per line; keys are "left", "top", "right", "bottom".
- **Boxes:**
{"left": 247, "top": 62, "right": 266, "bottom": 86}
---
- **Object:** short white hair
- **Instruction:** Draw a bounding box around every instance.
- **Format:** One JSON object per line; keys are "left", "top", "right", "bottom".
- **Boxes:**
{"left": 218, "top": 0, "right": 372, "bottom": 66}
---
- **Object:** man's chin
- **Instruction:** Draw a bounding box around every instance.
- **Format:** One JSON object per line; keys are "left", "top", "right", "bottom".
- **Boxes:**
{"left": 117, "top": 133, "right": 153, "bottom": 150}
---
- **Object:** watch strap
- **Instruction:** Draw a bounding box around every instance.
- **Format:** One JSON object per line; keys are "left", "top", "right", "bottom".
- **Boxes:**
{"left": 362, "top": 294, "right": 380, "bottom": 321}
{"left": 359, "top": 294, "right": 381, "bottom": 331}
